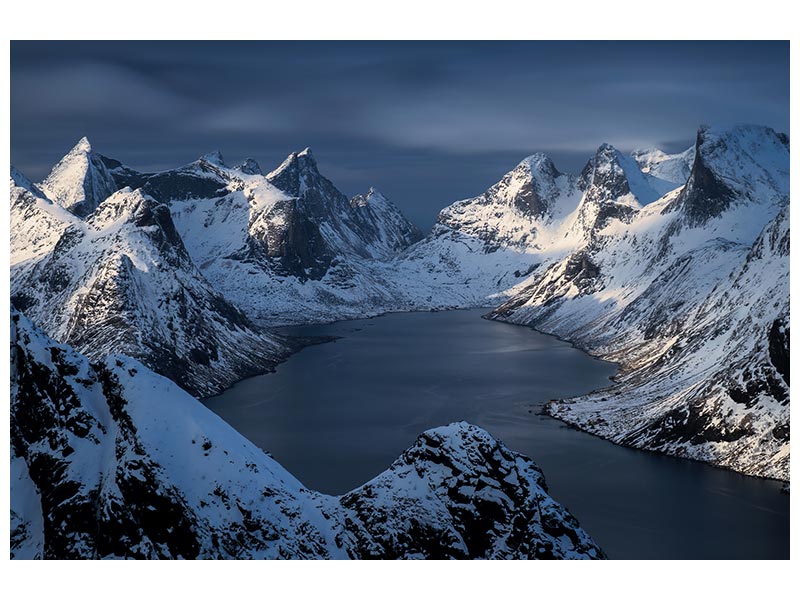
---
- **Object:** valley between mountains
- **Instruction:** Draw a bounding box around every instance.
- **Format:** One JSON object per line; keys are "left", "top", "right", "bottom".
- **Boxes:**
{"left": 9, "top": 123, "right": 789, "bottom": 558}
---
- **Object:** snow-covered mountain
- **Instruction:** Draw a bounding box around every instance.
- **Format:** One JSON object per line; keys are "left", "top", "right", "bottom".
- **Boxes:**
{"left": 9, "top": 123, "right": 789, "bottom": 484}
{"left": 489, "top": 125, "right": 789, "bottom": 480}
{"left": 10, "top": 309, "right": 603, "bottom": 559}
{"left": 393, "top": 142, "right": 683, "bottom": 309}
{"left": 102, "top": 146, "right": 422, "bottom": 324}
{"left": 11, "top": 168, "right": 291, "bottom": 397}
{"left": 39, "top": 137, "right": 118, "bottom": 217}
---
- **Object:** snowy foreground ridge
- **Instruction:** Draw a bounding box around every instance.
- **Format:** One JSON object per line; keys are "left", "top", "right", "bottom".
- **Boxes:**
{"left": 10, "top": 310, "right": 602, "bottom": 559}
{"left": 9, "top": 119, "right": 790, "bottom": 522}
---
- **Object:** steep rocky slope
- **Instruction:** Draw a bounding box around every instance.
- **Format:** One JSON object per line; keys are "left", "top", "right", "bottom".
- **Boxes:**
{"left": 10, "top": 309, "right": 603, "bottom": 560}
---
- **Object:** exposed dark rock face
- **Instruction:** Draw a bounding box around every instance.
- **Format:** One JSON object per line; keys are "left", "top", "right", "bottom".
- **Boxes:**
{"left": 348, "top": 188, "right": 423, "bottom": 254}
{"left": 663, "top": 125, "right": 789, "bottom": 228}
{"left": 141, "top": 170, "right": 230, "bottom": 202}
{"left": 768, "top": 318, "right": 789, "bottom": 386}
{"left": 101, "top": 154, "right": 231, "bottom": 203}
{"left": 266, "top": 148, "right": 319, "bottom": 198}
{"left": 10, "top": 312, "right": 201, "bottom": 559}
{"left": 578, "top": 143, "right": 632, "bottom": 202}
{"left": 669, "top": 128, "right": 735, "bottom": 226}
{"left": 250, "top": 149, "right": 423, "bottom": 278}
{"left": 235, "top": 158, "right": 263, "bottom": 175}
{"left": 504, "top": 156, "right": 560, "bottom": 218}
{"left": 242, "top": 198, "right": 334, "bottom": 280}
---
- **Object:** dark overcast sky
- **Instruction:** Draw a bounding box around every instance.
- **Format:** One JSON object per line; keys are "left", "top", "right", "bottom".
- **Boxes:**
{"left": 10, "top": 41, "right": 789, "bottom": 229}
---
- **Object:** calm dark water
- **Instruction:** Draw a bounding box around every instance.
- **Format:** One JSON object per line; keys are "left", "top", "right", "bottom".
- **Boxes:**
{"left": 204, "top": 309, "right": 789, "bottom": 559}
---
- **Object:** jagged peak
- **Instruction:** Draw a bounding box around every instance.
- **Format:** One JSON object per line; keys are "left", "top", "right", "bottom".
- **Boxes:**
{"left": 87, "top": 187, "right": 185, "bottom": 252}
{"left": 41, "top": 137, "right": 118, "bottom": 218}
{"left": 579, "top": 144, "right": 626, "bottom": 184}
{"left": 696, "top": 123, "right": 789, "bottom": 155}
{"left": 265, "top": 147, "right": 324, "bottom": 198}
{"left": 593, "top": 142, "right": 623, "bottom": 162}
{"left": 73, "top": 136, "right": 92, "bottom": 153}
{"left": 692, "top": 124, "right": 790, "bottom": 189}
{"left": 577, "top": 143, "right": 654, "bottom": 207}
{"left": 515, "top": 152, "right": 561, "bottom": 178}
{"left": 267, "top": 147, "right": 319, "bottom": 178}
{"left": 668, "top": 123, "right": 790, "bottom": 226}
{"left": 234, "top": 158, "right": 262, "bottom": 175}
{"left": 199, "top": 149, "right": 226, "bottom": 166}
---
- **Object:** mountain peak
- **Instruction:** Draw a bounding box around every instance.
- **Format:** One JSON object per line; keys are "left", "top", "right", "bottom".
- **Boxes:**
{"left": 670, "top": 124, "right": 789, "bottom": 226}
{"left": 517, "top": 152, "right": 560, "bottom": 179}
{"left": 592, "top": 143, "right": 625, "bottom": 166}
{"left": 266, "top": 147, "right": 322, "bottom": 197}
{"left": 579, "top": 142, "right": 673, "bottom": 206}
{"left": 40, "top": 137, "right": 117, "bottom": 218}
{"left": 234, "top": 158, "right": 262, "bottom": 175}
{"left": 88, "top": 188, "right": 188, "bottom": 265}
{"left": 199, "top": 150, "right": 225, "bottom": 166}
{"left": 578, "top": 144, "right": 627, "bottom": 187}
{"left": 73, "top": 136, "right": 92, "bottom": 153}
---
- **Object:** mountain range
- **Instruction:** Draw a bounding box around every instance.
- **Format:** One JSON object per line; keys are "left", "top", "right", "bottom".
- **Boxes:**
{"left": 8, "top": 122, "right": 790, "bottom": 557}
